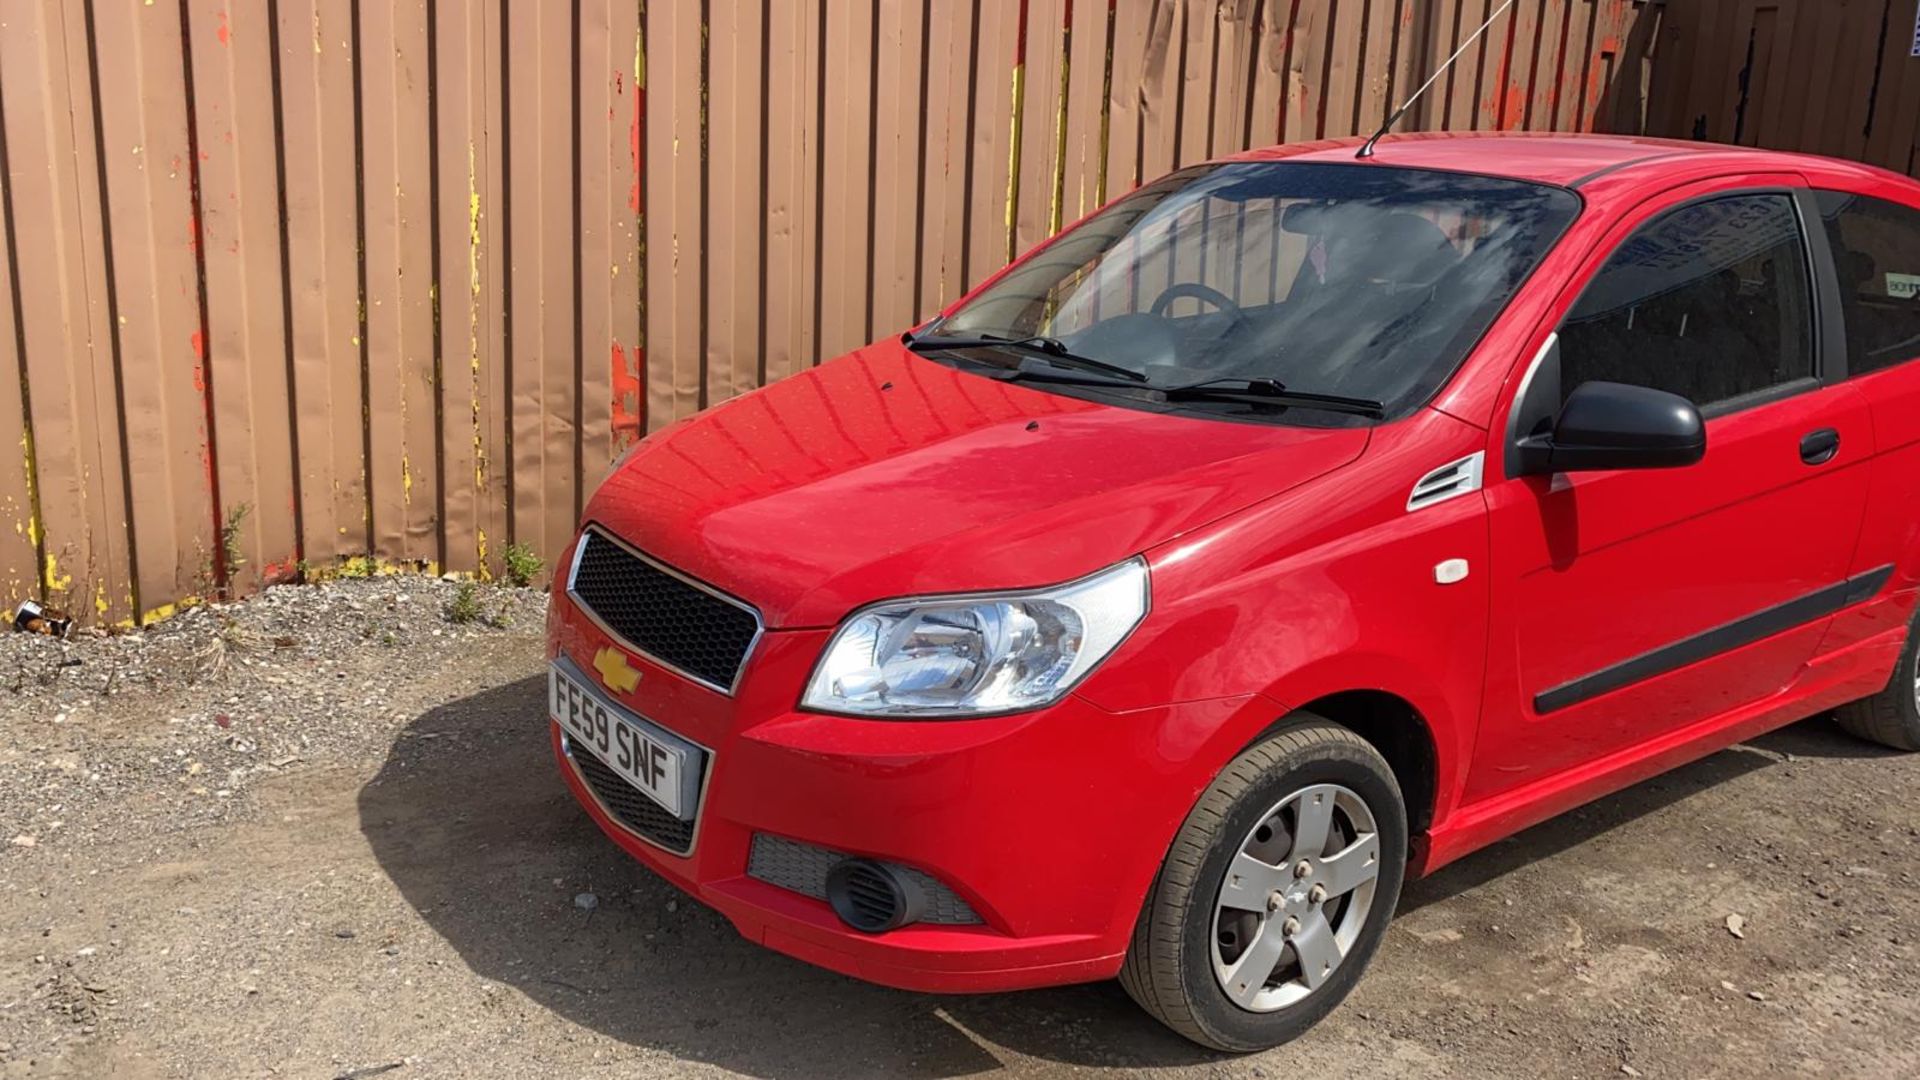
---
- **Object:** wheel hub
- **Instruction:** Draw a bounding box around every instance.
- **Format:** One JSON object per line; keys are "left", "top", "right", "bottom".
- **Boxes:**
{"left": 1208, "top": 783, "right": 1382, "bottom": 1014}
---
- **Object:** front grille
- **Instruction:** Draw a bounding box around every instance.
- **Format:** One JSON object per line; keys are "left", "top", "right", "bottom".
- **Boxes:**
{"left": 570, "top": 742, "right": 697, "bottom": 855}
{"left": 568, "top": 530, "right": 761, "bottom": 692}
{"left": 747, "top": 834, "right": 982, "bottom": 925}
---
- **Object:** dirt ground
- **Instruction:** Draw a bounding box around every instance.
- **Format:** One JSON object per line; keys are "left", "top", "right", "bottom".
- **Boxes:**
{"left": 3, "top": 579, "right": 1918, "bottom": 1079}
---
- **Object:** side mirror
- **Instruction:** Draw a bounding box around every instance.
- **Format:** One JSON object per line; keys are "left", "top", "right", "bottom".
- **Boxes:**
{"left": 1515, "top": 380, "right": 1706, "bottom": 477}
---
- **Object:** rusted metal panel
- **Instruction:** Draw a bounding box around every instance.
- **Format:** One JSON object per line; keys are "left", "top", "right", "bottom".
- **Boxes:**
{"left": 1552, "top": 0, "right": 1594, "bottom": 132}
{"left": 187, "top": 0, "right": 300, "bottom": 594}
{"left": 1105, "top": 0, "right": 1152, "bottom": 193}
{"left": 0, "top": 117, "right": 35, "bottom": 606}
{"left": 1014, "top": 0, "right": 1066, "bottom": 258}
{"left": 1131, "top": 0, "right": 1182, "bottom": 180}
{"left": 505, "top": 0, "right": 579, "bottom": 569}
{"left": 642, "top": 0, "right": 700, "bottom": 428}
{"left": 358, "top": 0, "right": 438, "bottom": 567}
{"left": 0, "top": 0, "right": 135, "bottom": 622}
{"left": 1173, "top": 0, "right": 1219, "bottom": 162}
{"left": 1816, "top": 1, "right": 1881, "bottom": 164}
{"left": 1246, "top": 0, "right": 1289, "bottom": 149}
{"left": 89, "top": 0, "right": 214, "bottom": 618}
{"left": 579, "top": 0, "right": 640, "bottom": 485}
{"left": 1210, "top": 0, "right": 1259, "bottom": 155}
{"left": 764, "top": 0, "right": 822, "bottom": 380}
{"left": 1353, "top": 0, "right": 1397, "bottom": 139}
{"left": 915, "top": 0, "right": 977, "bottom": 316}
{"left": 818, "top": 0, "right": 877, "bottom": 357}
{"left": 869, "top": 0, "right": 927, "bottom": 337}
{"left": 1866, "top": 4, "right": 1920, "bottom": 175}
{"left": 1280, "top": 0, "right": 1328, "bottom": 141}
{"left": 430, "top": 0, "right": 507, "bottom": 576}
{"left": 705, "top": 0, "right": 765, "bottom": 406}
{"left": 1322, "top": 0, "right": 1367, "bottom": 136}
{"left": 276, "top": 0, "right": 369, "bottom": 569}
{"left": 1439, "top": 0, "right": 1491, "bottom": 132}
{"left": 963, "top": 0, "right": 1020, "bottom": 289}
{"left": 1060, "top": 0, "right": 1114, "bottom": 223}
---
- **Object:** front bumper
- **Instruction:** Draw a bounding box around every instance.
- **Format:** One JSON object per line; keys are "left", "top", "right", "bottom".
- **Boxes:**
{"left": 547, "top": 581, "right": 1253, "bottom": 993}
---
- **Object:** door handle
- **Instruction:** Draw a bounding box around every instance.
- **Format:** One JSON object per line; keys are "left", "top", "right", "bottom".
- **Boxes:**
{"left": 1800, "top": 428, "right": 1841, "bottom": 466}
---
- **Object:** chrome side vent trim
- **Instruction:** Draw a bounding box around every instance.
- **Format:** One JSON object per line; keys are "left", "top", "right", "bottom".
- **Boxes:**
{"left": 1407, "top": 451, "right": 1486, "bottom": 513}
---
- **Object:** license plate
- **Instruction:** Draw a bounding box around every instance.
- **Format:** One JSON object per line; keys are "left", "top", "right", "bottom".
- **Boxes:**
{"left": 549, "top": 660, "right": 702, "bottom": 819}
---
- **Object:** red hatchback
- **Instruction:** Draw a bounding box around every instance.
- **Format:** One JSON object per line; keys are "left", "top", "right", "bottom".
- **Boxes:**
{"left": 546, "top": 133, "right": 1920, "bottom": 1050}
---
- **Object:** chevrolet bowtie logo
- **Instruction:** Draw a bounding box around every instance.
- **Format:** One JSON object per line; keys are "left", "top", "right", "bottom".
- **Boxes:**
{"left": 593, "top": 647, "right": 642, "bottom": 695}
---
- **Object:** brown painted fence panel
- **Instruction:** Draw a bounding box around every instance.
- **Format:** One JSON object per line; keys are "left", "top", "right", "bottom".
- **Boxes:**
{"left": 278, "top": 0, "right": 370, "bottom": 570}
{"left": 190, "top": 0, "right": 300, "bottom": 594}
{"left": 0, "top": 0, "right": 1742, "bottom": 625}
{"left": 92, "top": 0, "right": 215, "bottom": 617}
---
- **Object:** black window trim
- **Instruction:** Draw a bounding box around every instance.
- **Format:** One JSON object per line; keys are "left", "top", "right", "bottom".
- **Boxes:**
{"left": 1505, "top": 183, "right": 1835, "bottom": 478}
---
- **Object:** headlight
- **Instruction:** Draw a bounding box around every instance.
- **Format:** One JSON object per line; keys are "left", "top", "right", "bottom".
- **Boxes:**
{"left": 801, "top": 558, "right": 1149, "bottom": 717}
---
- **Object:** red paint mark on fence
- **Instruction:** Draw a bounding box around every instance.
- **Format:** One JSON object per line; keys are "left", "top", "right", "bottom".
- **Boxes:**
{"left": 611, "top": 342, "right": 642, "bottom": 449}
{"left": 216, "top": 10, "right": 230, "bottom": 46}
{"left": 629, "top": 75, "right": 643, "bottom": 212}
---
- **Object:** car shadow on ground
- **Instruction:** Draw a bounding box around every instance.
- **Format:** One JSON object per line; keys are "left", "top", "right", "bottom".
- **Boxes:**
{"left": 358, "top": 675, "right": 1895, "bottom": 1078}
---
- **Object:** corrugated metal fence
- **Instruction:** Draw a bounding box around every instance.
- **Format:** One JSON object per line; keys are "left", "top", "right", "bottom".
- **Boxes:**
{"left": 1, "top": 0, "right": 1666, "bottom": 624}
{"left": 1641, "top": 0, "right": 1920, "bottom": 177}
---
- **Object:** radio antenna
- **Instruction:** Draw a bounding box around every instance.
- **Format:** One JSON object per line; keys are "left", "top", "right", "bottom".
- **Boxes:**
{"left": 1357, "top": 0, "right": 1516, "bottom": 159}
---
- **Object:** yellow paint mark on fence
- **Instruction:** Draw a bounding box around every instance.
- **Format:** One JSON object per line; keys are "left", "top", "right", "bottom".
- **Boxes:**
{"left": 1050, "top": 29, "right": 1071, "bottom": 236}
{"left": 468, "top": 139, "right": 489, "bottom": 572}
{"left": 42, "top": 553, "right": 70, "bottom": 593}
{"left": 1006, "top": 62, "right": 1025, "bottom": 263}
{"left": 19, "top": 426, "right": 42, "bottom": 549}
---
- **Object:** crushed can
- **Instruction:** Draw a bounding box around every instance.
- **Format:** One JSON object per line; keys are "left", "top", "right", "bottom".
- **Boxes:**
{"left": 11, "top": 599, "right": 72, "bottom": 638}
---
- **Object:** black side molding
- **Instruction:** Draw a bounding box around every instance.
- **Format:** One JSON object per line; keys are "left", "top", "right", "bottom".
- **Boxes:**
{"left": 1535, "top": 564, "right": 1896, "bottom": 715}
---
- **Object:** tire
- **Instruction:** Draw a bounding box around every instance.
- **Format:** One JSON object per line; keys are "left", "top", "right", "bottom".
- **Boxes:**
{"left": 1834, "top": 607, "right": 1920, "bottom": 752}
{"left": 1120, "top": 718, "right": 1407, "bottom": 1052}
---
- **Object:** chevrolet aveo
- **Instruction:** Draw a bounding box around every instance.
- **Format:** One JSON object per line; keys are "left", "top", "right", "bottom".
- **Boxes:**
{"left": 545, "top": 133, "right": 1920, "bottom": 1050}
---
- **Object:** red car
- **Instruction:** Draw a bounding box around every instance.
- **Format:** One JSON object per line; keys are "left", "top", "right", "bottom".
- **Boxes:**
{"left": 546, "top": 133, "right": 1920, "bottom": 1050}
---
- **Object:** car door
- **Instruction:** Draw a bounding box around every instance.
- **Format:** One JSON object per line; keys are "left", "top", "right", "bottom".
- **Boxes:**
{"left": 1467, "top": 177, "right": 1875, "bottom": 805}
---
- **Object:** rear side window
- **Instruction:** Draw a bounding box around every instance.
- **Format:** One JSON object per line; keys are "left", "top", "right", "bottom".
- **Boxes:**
{"left": 1558, "top": 193, "right": 1814, "bottom": 410}
{"left": 1814, "top": 190, "right": 1920, "bottom": 376}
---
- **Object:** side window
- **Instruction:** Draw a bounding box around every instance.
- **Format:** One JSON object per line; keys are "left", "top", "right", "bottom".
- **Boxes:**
{"left": 1814, "top": 190, "right": 1920, "bottom": 376}
{"left": 1558, "top": 194, "right": 1814, "bottom": 409}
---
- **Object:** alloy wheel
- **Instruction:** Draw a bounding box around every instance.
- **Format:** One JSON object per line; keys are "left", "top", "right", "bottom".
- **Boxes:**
{"left": 1209, "top": 783, "right": 1381, "bottom": 1012}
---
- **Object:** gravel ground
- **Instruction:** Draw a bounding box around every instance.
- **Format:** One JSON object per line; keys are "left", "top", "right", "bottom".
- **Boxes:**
{"left": 2, "top": 578, "right": 1918, "bottom": 1079}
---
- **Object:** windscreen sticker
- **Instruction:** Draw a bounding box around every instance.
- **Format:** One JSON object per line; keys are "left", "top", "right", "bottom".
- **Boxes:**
{"left": 1887, "top": 272, "right": 1920, "bottom": 299}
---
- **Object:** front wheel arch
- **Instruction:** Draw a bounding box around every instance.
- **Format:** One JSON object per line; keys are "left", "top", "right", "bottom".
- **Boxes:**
{"left": 1288, "top": 690, "right": 1439, "bottom": 839}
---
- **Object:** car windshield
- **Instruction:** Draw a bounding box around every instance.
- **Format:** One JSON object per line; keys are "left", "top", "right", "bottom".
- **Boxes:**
{"left": 931, "top": 161, "right": 1581, "bottom": 423}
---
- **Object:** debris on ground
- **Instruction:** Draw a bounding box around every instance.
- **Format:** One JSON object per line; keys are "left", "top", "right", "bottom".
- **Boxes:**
{"left": 10, "top": 599, "right": 72, "bottom": 638}
{"left": 1725, "top": 913, "right": 1747, "bottom": 939}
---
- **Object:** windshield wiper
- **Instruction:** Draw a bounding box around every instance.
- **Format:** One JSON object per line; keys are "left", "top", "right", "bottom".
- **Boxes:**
{"left": 953, "top": 357, "right": 1387, "bottom": 420}
{"left": 906, "top": 332, "right": 1149, "bottom": 382}
{"left": 1160, "top": 377, "right": 1386, "bottom": 419}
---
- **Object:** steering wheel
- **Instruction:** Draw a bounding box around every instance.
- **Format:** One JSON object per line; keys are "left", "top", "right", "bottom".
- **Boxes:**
{"left": 1148, "top": 282, "right": 1251, "bottom": 334}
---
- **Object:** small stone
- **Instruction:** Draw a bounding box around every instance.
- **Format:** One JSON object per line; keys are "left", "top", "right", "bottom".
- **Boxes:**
{"left": 75, "top": 946, "right": 96, "bottom": 957}
{"left": 665, "top": 899, "right": 679, "bottom": 913}
{"left": 574, "top": 892, "right": 599, "bottom": 911}
{"left": 1748, "top": 990, "right": 1769, "bottom": 1002}
{"left": 10, "top": 835, "right": 36, "bottom": 848}
{"left": 1622, "top": 1066, "right": 1643, "bottom": 1078}
{"left": 1725, "top": 913, "right": 1746, "bottom": 939}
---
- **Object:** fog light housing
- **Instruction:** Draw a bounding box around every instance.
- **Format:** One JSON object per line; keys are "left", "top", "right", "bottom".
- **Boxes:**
{"left": 825, "top": 858, "right": 925, "bottom": 933}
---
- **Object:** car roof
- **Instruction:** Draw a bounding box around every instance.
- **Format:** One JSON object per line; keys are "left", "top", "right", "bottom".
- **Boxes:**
{"left": 1222, "top": 131, "right": 1857, "bottom": 188}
